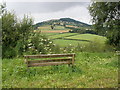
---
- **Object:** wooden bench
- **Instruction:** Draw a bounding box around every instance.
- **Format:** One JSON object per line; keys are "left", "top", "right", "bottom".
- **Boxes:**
{"left": 24, "top": 53, "right": 75, "bottom": 69}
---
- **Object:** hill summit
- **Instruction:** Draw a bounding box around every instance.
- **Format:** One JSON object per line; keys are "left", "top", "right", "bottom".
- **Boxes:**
{"left": 34, "top": 18, "right": 91, "bottom": 29}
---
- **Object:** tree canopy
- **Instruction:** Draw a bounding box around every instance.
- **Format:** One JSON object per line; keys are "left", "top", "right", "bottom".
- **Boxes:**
{"left": 89, "top": 2, "right": 120, "bottom": 50}
{"left": 1, "top": 3, "right": 34, "bottom": 58}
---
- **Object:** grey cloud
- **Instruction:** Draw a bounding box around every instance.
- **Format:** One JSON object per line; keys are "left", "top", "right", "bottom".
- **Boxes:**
{"left": 6, "top": 2, "right": 89, "bottom": 14}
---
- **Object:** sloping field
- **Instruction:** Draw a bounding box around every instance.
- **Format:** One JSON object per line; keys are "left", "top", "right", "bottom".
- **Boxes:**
{"left": 41, "top": 30, "right": 70, "bottom": 33}
{"left": 64, "top": 34, "right": 107, "bottom": 43}
{"left": 38, "top": 25, "right": 66, "bottom": 30}
{"left": 43, "top": 33, "right": 107, "bottom": 47}
{"left": 48, "top": 33, "right": 78, "bottom": 39}
{"left": 43, "top": 33, "right": 59, "bottom": 36}
{"left": 37, "top": 25, "right": 71, "bottom": 33}
{"left": 53, "top": 39, "right": 89, "bottom": 47}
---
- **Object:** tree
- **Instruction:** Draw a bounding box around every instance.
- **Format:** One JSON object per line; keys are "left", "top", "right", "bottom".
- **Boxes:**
{"left": 51, "top": 25, "right": 54, "bottom": 29}
{"left": 89, "top": 2, "right": 120, "bottom": 50}
{"left": 1, "top": 3, "right": 33, "bottom": 58}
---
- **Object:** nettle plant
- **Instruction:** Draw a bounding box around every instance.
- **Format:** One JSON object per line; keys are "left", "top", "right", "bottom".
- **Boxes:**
{"left": 25, "top": 32, "right": 55, "bottom": 54}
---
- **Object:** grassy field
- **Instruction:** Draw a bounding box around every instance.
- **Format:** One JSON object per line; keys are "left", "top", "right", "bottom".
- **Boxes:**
{"left": 64, "top": 34, "right": 107, "bottom": 43}
{"left": 43, "top": 33, "right": 107, "bottom": 48}
{"left": 37, "top": 25, "right": 71, "bottom": 33}
{"left": 38, "top": 25, "right": 66, "bottom": 30}
{"left": 48, "top": 33, "right": 78, "bottom": 39}
{"left": 2, "top": 52, "right": 118, "bottom": 88}
{"left": 35, "top": 25, "right": 107, "bottom": 48}
{"left": 2, "top": 26, "right": 118, "bottom": 88}
{"left": 53, "top": 39, "right": 89, "bottom": 47}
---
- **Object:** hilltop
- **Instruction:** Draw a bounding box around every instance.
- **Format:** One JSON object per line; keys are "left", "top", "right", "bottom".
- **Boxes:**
{"left": 34, "top": 18, "right": 91, "bottom": 29}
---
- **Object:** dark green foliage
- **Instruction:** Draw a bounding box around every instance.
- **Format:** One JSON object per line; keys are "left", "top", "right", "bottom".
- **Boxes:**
{"left": 51, "top": 25, "right": 54, "bottom": 29}
{"left": 1, "top": 4, "right": 33, "bottom": 58}
{"left": 89, "top": 2, "right": 120, "bottom": 49}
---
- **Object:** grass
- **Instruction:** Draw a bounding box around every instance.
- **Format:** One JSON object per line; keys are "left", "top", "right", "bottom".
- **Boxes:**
{"left": 53, "top": 39, "right": 89, "bottom": 47}
{"left": 42, "top": 33, "right": 58, "bottom": 36}
{"left": 2, "top": 52, "right": 118, "bottom": 88}
{"left": 38, "top": 25, "right": 69, "bottom": 30}
{"left": 65, "top": 34, "right": 107, "bottom": 43}
{"left": 48, "top": 33, "right": 78, "bottom": 39}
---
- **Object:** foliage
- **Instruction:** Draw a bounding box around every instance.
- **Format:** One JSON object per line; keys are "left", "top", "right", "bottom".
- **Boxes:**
{"left": 89, "top": 2, "right": 120, "bottom": 49}
{"left": 25, "top": 32, "right": 54, "bottom": 55}
{"left": 1, "top": 4, "right": 33, "bottom": 58}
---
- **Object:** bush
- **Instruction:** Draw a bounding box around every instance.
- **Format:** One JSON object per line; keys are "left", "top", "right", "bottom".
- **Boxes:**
{"left": 2, "top": 4, "right": 33, "bottom": 58}
{"left": 3, "top": 47, "right": 17, "bottom": 58}
{"left": 24, "top": 32, "right": 54, "bottom": 55}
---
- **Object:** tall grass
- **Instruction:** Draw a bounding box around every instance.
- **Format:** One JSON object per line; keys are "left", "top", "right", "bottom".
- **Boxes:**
{"left": 2, "top": 52, "right": 118, "bottom": 88}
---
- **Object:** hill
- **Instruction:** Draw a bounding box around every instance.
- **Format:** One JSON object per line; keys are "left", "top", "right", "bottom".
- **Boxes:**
{"left": 34, "top": 18, "right": 91, "bottom": 29}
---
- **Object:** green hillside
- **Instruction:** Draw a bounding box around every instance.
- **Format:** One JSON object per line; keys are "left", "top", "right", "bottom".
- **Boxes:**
{"left": 34, "top": 18, "right": 91, "bottom": 30}
{"left": 43, "top": 32, "right": 107, "bottom": 48}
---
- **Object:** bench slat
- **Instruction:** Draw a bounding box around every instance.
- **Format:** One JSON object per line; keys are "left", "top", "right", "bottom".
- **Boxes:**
{"left": 27, "top": 58, "right": 72, "bottom": 64}
{"left": 24, "top": 53, "right": 75, "bottom": 58}
{"left": 28, "top": 61, "right": 71, "bottom": 67}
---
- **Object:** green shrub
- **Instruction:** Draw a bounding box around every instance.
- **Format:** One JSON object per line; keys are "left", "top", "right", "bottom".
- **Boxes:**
{"left": 1, "top": 4, "right": 33, "bottom": 58}
{"left": 24, "top": 32, "right": 54, "bottom": 55}
{"left": 3, "top": 47, "right": 16, "bottom": 58}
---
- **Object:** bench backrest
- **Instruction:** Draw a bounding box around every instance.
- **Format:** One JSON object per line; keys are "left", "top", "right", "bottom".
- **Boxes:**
{"left": 24, "top": 53, "right": 75, "bottom": 67}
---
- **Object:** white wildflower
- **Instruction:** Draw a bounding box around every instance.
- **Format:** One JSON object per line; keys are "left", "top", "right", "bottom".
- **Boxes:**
{"left": 29, "top": 47, "right": 32, "bottom": 49}
{"left": 49, "top": 42, "right": 52, "bottom": 44}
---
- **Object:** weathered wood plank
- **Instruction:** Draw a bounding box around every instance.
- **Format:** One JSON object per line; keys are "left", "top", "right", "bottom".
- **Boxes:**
{"left": 28, "top": 61, "right": 72, "bottom": 67}
{"left": 72, "top": 54, "right": 75, "bottom": 65}
{"left": 24, "top": 53, "right": 75, "bottom": 68}
{"left": 24, "top": 53, "right": 75, "bottom": 58}
{"left": 27, "top": 58, "right": 72, "bottom": 64}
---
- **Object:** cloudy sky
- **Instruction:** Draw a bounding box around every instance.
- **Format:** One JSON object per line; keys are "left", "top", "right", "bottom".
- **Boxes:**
{"left": 6, "top": 2, "right": 92, "bottom": 25}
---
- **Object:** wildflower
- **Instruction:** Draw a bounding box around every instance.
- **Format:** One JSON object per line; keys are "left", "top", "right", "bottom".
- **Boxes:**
{"left": 29, "top": 47, "right": 32, "bottom": 49}
{"left": 53, "top": 44, "right": 56, "bottom": 46}
{"left": 71, "top": 49, "right": 73, "bottom": 51}
{"left": 47, "top": 44, "right": 49, "bottom": 46}
{"left": 60, "top": 48, "right": 62, "bottom": 50}
{"left": 64, "top": 50, "right": 66, "bottom": 52}
{"left": 49, "top": 42, "right": 52, "bottom": 44}
{"left": 28, "top": 43, "right": 32, "bottom": 46}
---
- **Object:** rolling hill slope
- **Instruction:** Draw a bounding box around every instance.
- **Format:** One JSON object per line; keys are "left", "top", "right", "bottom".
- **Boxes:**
{"left": 34, "top": 18, "right": 91, "bottom": 29}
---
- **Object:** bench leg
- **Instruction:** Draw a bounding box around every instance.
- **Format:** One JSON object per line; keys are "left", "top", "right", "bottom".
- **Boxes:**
{"left": 68, "top": 64, "right": 75, "bottom": 72}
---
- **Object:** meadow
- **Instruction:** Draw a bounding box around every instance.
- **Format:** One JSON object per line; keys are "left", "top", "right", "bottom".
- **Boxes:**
{"left": 2, "top": 52, "right": 118, "bottom": 88}
{"left": 2, "top": 25, "right": 118, "bottom": 88}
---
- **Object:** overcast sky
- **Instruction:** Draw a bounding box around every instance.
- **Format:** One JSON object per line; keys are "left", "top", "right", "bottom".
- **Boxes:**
{"left": 6, "top": 2, "right": 92, "bottom": 25}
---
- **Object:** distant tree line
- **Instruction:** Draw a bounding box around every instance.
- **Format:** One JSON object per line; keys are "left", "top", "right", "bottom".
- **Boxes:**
{"left": 66, "top": 26, "right": 97, "bottom": 34}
